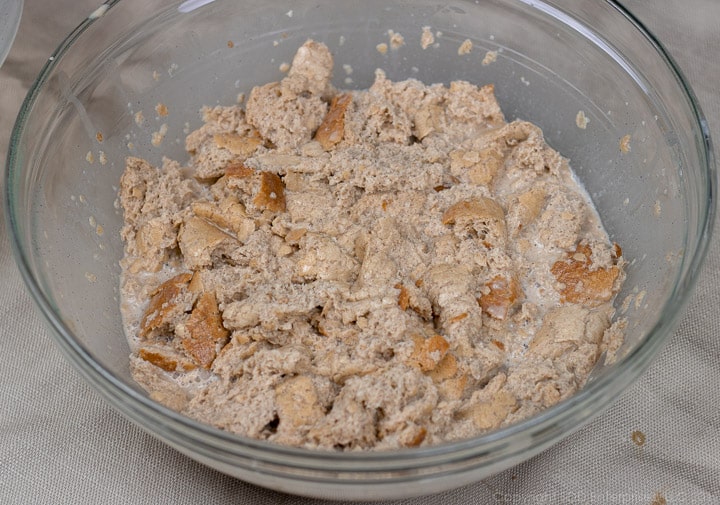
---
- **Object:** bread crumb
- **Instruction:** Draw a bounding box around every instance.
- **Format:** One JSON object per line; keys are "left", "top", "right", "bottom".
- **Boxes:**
{"left": 279, "top": 62, "right": 290, "bottom": 73}
{"left": 135, "top": 111, "right": 145, "bottom": 126}
{"left": 151, "top": 123, "right": 168, "bottom": 146}
{"left": 227, "top": 40, "right": 234, "bottom": 48}
{"left": 388, "top": 30, "right": 405, "bottom": 50}
{"left": 86, "top": 151, "right": 95, "bottom": 164}
{"left": 634, "top": 290, "right": 646, "bottom": 310}
{"left": 458, "top": 39, "right": 473, "bottom": 55}
{"left": 620, "top": 134, "right": 631, "bottom": 153}
{"left": 99, "top": 151, "right": 108, "bottom": 165}
{"left": 376, "top": 42, "right": 388, "bottom": 55}
{"left": 342, "top": 64, "right": 353, "bottom": 75}
{"left": 575, "top": 110, "right": 589, "bottom": 129}
{"left": 85, "top": 272, "right": 97, "bottom": 283}
{"left": 653, "top": 200, "right": 661, "bottom": 217}
{"left": 96, "top": 131, "right": 104, "bottom": 143}
{"left": 96, "top": 224, "right": 104, "bottom": 236}
{"left": 152, "top": 70, "right": 160, "bottom": 81}
{"left": 421, "top": 26, "right": 435, "bottom": 49}
{"left": 620, "top": 293, "right": 633, "bottom": 314}
{"left": 482, "top": 50, "right": 497, "bottom": 66}
{"left": 155, "top": 103, "right": 169, "bottom": 117}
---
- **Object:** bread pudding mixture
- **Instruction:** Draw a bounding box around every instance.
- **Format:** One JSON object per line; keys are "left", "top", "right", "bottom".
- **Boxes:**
{"left": 119, "top": 40, "right": 625, "bottom": 450}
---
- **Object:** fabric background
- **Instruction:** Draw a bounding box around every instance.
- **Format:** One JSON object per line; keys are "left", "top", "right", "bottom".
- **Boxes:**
{"left": 1, "top": 1, "right": 718, "bottom": 503}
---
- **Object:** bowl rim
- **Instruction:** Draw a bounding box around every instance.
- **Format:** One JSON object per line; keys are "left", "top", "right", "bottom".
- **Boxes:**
{"left": 4, "top": 0, "right": 716, "bottom": 476}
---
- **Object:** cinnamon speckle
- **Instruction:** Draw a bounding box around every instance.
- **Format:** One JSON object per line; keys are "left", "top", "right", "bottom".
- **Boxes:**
{"left": 631, "top": 430, "right": 646, "bottom": 446}
{"left": 650, "top": 493, "right": 666, "bottom": 505}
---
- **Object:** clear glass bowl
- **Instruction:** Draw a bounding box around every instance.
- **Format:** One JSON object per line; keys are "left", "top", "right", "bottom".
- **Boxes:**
{"left": 5, "top": 0, "right": 715, "bottom": 500}
{"left": 0, "top": 0, "right": 23, "bottom": 68}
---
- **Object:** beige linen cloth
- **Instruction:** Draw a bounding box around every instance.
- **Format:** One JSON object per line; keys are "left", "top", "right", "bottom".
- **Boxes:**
{"left": 1, "top": 1, "right": 718, "bottom": 503}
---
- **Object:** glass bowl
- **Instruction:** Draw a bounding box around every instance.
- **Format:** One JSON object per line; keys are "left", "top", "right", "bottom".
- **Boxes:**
{"left": 5, "top": 0, "right": 715, "bottom": 500}
{"left": 0, "top": 0, "right": 23, "bottom": 68}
